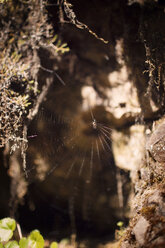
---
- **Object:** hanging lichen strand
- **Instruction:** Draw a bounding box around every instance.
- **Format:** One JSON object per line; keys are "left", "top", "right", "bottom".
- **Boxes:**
{"left": 59, "top": 0, "right": 109, "bottom": 44}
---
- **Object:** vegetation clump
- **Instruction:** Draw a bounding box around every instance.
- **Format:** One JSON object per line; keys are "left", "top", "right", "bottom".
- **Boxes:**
{"left": 0, "top": 0, "right": 69, "bottom": 155}
{"left": 0, "top": 218, "right": 79, "bottom": 248}
{"left": 0, "top": 217, "right": 58, "bottom": 248}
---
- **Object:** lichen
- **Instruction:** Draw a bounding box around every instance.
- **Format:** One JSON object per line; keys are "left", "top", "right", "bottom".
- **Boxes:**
{"left": 0, "top": 0, "right": 69, "bottom": 152}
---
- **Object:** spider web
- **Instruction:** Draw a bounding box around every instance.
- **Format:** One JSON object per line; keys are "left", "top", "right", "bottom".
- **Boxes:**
{"left": 24, "top": 80, "right": 118, "bottom": 240}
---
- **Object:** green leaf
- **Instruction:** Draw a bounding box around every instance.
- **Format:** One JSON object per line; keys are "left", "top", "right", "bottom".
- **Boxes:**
{"left": 0, "top": 243, "right": 3, "bottom": 248}
{"left": 19, "top": 238, "right": 28, "bottom": 248}
{"left": 51, "top": 35, "right": 58, "bottom": 43}
{"left": 117, "top": 221, "right": 124, "bottom": 228}
{"left": 5, "top": 241, "right": 19, "bottom": 248}
{"left": 28, "top": 230, "right": 44, "bottom": 248}
{"left": 0, "top": 218, "right": 16, "bottom": 242}
{"left": 50, "top": 242, "right": 58, "bottom": 248}
{"left": 56, "top": 40, "right": 62, "bottom": 47}
{"left": 0, "top": 218, "right": 16, "bottom": 231}
{"left": 28, "top": 80, "right": 34, "bottom": 84}
{"left": 59, "top": 239, "right": 69, "bottom": 245}
{"left": 0, "top": 228, "right": 12, "bottom": 242}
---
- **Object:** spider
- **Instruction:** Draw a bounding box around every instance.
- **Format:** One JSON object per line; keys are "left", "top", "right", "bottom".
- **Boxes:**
{"left": 92, "top": 118, "right": 97, "bottom": 129}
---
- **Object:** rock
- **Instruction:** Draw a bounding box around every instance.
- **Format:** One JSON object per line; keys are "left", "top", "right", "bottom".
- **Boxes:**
{"left": 112, "top": 125, "right": 145, "bottom": 171}
{"left": 146, "top": 121, "right": 165, "bottom": 163}
{"left": 132, "top": 216, "right": 150, "bottom": 246}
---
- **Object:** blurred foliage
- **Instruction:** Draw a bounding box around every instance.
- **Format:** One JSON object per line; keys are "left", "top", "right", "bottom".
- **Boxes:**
{"left": 0, "top": 217, "right": 56, "bottom": 248}
{"left": 0, "top": 218, "right": 16, "bottom": 242}
{"left": 0, "top": 218, "right": 79, "bottom": 248}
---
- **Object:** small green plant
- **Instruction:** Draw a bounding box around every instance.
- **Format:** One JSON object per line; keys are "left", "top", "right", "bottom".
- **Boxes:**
{"left": 0, "top": 218, "right": 58, "bottom": 248}
{"left": 115, "top": 221, "right": 126, "bottom": 240}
